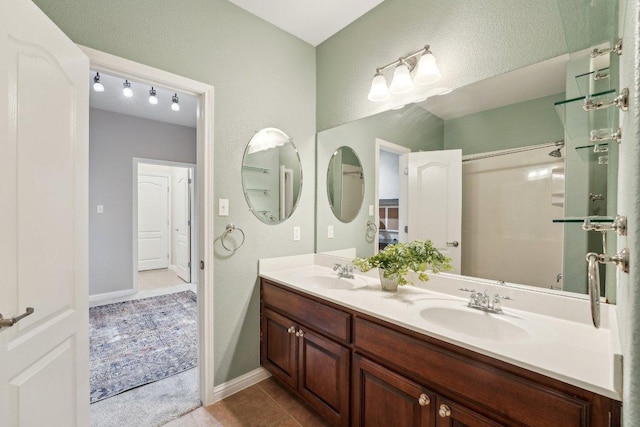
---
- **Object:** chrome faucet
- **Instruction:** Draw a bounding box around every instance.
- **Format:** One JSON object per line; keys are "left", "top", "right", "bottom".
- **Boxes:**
{"left": 462, "top": 289, "right": 513, "bottom": 314}
{"left": 333, "top": 263, "right": 354, "bottom": 279}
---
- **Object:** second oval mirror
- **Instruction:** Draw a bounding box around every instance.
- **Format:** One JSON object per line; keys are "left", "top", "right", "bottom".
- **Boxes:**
{"left": 327, "top": 146, "right": 364, "bottom": 223}
{"left": 242, "top": 128, "right": 302, "bottom": 224}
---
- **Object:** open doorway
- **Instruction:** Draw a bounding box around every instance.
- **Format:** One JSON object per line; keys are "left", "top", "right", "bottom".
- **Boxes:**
{"left": 135, "top": 160, "right": 196, "bottom": 292}
{"left": 87, "top": 67, "right": 204, "bottom": 425}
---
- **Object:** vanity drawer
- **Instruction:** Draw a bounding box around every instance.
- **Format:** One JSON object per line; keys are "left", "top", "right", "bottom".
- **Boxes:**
{"left": 354, "top": 317, "right": 589, "bottom": 427}
{"left": 262, "top": 280, "right": 352, "bottom": 343}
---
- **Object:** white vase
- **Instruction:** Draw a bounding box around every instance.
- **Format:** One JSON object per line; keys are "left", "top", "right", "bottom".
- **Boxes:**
{"left": 379, "top": 270, "right": 399, "bottom": 292}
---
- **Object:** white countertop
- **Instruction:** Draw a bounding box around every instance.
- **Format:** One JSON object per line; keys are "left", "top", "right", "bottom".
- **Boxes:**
{"left": 259, "top": 253, "right": 622, "bottom": 401}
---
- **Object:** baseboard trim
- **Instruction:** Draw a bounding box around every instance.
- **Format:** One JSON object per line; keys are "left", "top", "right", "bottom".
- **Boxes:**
{"left": 89, "top": 289, "right": 135, "bottom": 303}
{"left": 211, "top": 367, "right": 271, "bottom": 404}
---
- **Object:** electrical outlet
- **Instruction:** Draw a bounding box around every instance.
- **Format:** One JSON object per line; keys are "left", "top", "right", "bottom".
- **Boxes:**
{"left": 97, "top": 205, "right": 104, "bottom": 214}
{"left": 369, "top": 204, "right": 374, "bottom": 216}
{"left": 218, "top": 199, "right": 229, "bottom": 216}
{"left": 328, "top": 225, "right": 334, "bottom": 239}
{"left": 293, "top": 226, "right": 301, "bottom": 241}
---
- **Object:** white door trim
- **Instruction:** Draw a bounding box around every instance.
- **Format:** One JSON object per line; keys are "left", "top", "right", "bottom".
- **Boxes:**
{"left": 80, "top": 45, "right": 217, "bottom": 406}
{"left": 375, "top": 139, "right": 411, "bottom": 253}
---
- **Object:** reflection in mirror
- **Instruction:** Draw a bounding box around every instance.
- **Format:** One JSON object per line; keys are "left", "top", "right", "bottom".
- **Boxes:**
{"left": 327, "top": 147, "right": 364, "bottom": 223}
{"left": 242, "top": 128, "right": 302, "bottom": 224}
{"left": 316, "top": 48, "right": 620, "bottom": 301}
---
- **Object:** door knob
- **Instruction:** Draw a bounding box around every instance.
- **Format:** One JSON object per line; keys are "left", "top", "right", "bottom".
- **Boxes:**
{"left": 0, "top": 307, "right": 35, "bottom": 329}
{"left": 295, "top": 329, "right": 305, "bottom": 337}
{"left": 446, "top": 241, "right": 459, "bottom": 247}
{"left": 287, "top": 326, "right": 296, "bottom": 334}
{"left": 438, "top": 404, "right": 451, "bottom": 417}
{"left": 418, "top": 393, "right": 430, "bottom": 406}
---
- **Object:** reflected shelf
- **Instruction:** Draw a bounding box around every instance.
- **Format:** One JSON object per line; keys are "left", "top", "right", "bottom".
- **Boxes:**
{"left": 242, "top": 165, "right": 270, "bottom": 173}
{"left": 552, "top": 216, "right": 614, "bottom": 224}
{"left": 245, "top": 188, "right": 270, "bottom": 195}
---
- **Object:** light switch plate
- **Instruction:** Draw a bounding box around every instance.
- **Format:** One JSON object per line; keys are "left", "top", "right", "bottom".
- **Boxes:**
{"left": 97, "top": 205, "right": 104, "bottom": 214}
{"left": 328, "top": 225, "right": 334, "bottom": 239}
{"left": 369, "top": 204, "right": 374, "bottom": 216}
{"left": 218, "top": 199, "right": 229, "bottom": 216}
{"left": 293, "top": 226, "right": 301, "bottom": 241}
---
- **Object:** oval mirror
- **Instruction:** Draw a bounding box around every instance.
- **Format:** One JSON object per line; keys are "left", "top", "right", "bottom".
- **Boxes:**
{"left": 327, "top": 146, "right": 364, "bottom": 223}
{"left": 242, "top": 128, "right": 302, "bottom": 224}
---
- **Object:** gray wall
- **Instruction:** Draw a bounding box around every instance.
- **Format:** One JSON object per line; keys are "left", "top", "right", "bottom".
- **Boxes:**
{"left": 617, "top": 0, "right": 640, "bottom": 423}
{"left": 89, "top": 108, "right": 197, "bottom": 295}
{"left": 34, "top": 0, "right": 316, "bottom": 385}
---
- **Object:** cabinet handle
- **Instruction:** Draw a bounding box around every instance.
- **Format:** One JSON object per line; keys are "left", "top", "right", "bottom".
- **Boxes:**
{"left": 438, "top": 404, "right": 451, "bottom": 418}
{"left": 418, "top": 393, "right": 430, "bottom": 406}
{"left": 287, "top": 326, "right": 296, "bottom": 334}
{"left": 295, "top": 329, "right": 304, "bottom": 337}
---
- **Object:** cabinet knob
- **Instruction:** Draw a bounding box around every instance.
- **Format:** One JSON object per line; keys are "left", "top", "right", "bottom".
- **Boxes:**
{"left": 438, "top": 404, "right": 451, "bottom": 418}
{"left": 287, "top": 326, "right": 296, "bottom": 334}
{"left": 418, "top": 393, "right": 430, "bottom": 406}
{"left": 295, "top": 329, "right": 304, "bottom": 337}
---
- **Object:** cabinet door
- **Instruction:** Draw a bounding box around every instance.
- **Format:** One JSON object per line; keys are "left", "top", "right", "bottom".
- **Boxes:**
{"left": 353, "top": 355, "right": 435, "bottom": 427}
{"left": 435, "top": 396, "right": 503, "bottom": 427}
{"left": 298, "top": 328, "right": 350, "bottom": 426}
{"left": 261, "top": 308, "right": 298, "bottom": 390}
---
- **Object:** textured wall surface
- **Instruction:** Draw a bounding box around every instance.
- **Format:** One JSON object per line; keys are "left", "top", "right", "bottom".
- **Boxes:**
{"left": 316, "top": 0, "right": 572, "bottom": 131}
{"left": 33, "top": 0, "right": 316, "bottom": 385}
{"left": 89, "top": 109, "right": 196, "bottom": 296}
{"left": 617, "top": 0, "right": 640, "bottom": 423}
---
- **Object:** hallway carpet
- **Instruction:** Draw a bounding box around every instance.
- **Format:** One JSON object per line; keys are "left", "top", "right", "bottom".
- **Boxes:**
{"left": 90, "top": 290, "right": 197, "bottom": 402}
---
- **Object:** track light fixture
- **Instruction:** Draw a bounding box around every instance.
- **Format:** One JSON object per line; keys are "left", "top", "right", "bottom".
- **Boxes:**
{"left": 171, "top": 94, "right": 180, "bottom": 111}
{"left": 148, "top": 87, "right": 158, "bottom": 105}
{"left": 93, "top": 72, "right": 104, "bottom": 92}
{"left": 368, "top": 44, "right": 441, "bottom": 102}
{"left": 122, "top": 80, "right": 133, "bottom": 98}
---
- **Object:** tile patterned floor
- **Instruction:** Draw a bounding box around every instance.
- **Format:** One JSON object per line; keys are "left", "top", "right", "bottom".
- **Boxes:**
{"left": 138, "top": 268, "right": 187, "bottom": 291}
{"left": 165, "top": 377, "right": 331, "bottom": 427}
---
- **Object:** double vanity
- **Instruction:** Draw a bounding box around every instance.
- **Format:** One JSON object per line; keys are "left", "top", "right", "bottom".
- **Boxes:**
{"left": 259, "top": 253, "right": 622, "bottom": 426}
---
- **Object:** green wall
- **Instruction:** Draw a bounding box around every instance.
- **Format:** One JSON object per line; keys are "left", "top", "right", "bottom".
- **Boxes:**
{"left": 33, "top": 0, "right": 316, "bottom": 385}
{"left": 443, "top": 93, "right": 565, "bottom": 155}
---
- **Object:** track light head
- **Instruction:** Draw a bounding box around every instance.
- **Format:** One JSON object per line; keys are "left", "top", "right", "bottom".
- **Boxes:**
{"left": 171, "top": 93, "right": 180, "bottom": 111}
{"left": 93, "top": 72, "right": 104, "bottom": 92}
{"left": 149, "top": 87, "right": 158, "bottom": 105}
{"left": 122, "top": 80, "right": 133, "bottom": 98}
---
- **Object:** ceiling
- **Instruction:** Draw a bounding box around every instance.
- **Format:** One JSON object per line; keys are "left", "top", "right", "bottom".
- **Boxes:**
{"left": 226, "top": 0, "right": 384, "bottom": 46}
{"left": 89, "top": 71, "right": 197, "bottom": 128}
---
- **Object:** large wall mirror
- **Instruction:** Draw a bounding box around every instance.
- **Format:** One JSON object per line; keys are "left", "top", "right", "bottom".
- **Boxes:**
{"left": 316, "top": 25, "right": 621, "bottom": 301}
{"left": 242, "top": 128, "right": 302, "bottom": 224}
{"left": 327, "top": 147, "right": 364, "bottom": 223}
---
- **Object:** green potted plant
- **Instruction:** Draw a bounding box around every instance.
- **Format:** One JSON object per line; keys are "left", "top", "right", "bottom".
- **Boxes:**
{"left": 352, "top": 240, "right": 453, "bottom": 291}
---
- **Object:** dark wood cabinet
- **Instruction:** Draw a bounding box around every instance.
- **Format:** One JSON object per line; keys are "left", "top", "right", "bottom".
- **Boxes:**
{"left": 260, "top": 279, "right": 621, "bottom": 427}
{"left": 261, "top": 286, "right": 350, "bottom": 426}
{"left": 352, "top": 355, "right": 435, "bottom": 427}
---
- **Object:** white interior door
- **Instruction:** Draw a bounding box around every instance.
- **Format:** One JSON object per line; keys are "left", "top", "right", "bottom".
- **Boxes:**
{"left": 173, "top": 169, "right": 191, "bottom": 282}
{"left": 0, "top": 0, "right": 89, "bottom": 425}
{"left": 400, "top": 150, "right": 462, "bottom": 272}
{"left": 138, "top": 174, "right": 169, "bottom": 271}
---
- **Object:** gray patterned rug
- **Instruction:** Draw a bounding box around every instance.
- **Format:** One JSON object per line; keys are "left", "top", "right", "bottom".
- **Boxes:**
{"left": 90, "top": 290, "right": 197, "bottom": 403}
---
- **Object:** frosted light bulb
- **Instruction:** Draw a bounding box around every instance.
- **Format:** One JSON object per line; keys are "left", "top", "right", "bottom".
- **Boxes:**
{"left": 93, "top": 73, "right": 104, "bottom": 92}
{"left": 149, "top": 87, "right": 158, "bottom": 105}
{"left": 171, "top": 94, "right": 180, "bottom": 111}
{"left": 122, "top": 80, "right": 133, "bottom": 98}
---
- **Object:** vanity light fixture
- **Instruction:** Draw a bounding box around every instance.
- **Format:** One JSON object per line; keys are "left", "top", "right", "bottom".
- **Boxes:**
{"left": 92, "top": 72, "right": 104, "bottom": 92}
{"left": 368, "top": 44, "right": 441, "bottom": 102}
{"left": 148, "top": 87, "right": 158, "bottom": 105}
{"left": 122, "top": 80, "right": 133, "bottom": 98}
{"left": 171, "top": 93, "right": 180, "bottom": 111}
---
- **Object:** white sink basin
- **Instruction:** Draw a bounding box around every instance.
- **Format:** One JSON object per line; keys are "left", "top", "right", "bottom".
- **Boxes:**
{"left": 418, "top": 301, "right": 538, "bottom": 343}
{"left": 294, "top": 273, "right": 368, "bottom": 290}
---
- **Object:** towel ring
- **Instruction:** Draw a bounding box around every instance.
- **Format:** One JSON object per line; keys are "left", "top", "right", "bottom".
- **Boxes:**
{"left": 221, "top": 223, "right": 246, "bottom": 252}
{"left": 366, "top": 220, "right": 378, "bottom": 241}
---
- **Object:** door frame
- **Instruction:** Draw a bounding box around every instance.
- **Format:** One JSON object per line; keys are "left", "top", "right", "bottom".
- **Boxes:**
{"left": 80, "top": 45, "right": 216, "bottom": 405}
{"left": 133, "top": 158, "right": 196, "bottom": 288}
{"left": 375, "top": 138, "right": 411, "bottom": 253}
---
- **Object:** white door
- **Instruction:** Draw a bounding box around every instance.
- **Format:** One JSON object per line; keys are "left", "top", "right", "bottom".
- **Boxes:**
{"left": 173, "top": 169, "right": 191, "bottom": 282}
{"left": 400, "top": 150, "right": 462, "bottom": 272}
{"left": 138, "top": 174, "right": 169, "bottom": 271}
{"left": 0, "top": 0, "right": 89, "bottom": 425}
